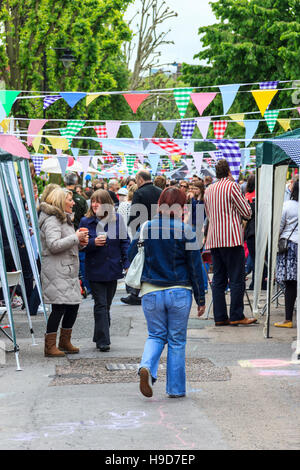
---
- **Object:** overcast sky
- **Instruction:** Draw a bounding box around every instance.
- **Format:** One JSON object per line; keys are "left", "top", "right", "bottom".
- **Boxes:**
{"left": 125, "top": 0, "right": 217, "bottom": 70}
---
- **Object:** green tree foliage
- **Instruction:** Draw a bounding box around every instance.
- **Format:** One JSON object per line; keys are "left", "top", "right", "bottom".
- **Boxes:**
{"left": 181, "top": 0, "right": 300, "bottom": 139}
{"left": 0, "top": 0, "right": 134, "bottom": 141}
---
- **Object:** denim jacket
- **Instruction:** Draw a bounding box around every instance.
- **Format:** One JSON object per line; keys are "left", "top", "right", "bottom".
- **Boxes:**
{"left": 128, "top": 215, "right": 205, "bottom": 306}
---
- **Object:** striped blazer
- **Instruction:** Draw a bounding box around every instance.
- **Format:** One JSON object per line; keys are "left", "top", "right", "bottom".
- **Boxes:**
{"left": 204, "top": 178, "right": 251, "bottom": 249}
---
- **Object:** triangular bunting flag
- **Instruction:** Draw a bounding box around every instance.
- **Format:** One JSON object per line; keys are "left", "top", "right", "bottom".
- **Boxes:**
{"left": 43, "top": 95, "right": 61, "bottom": 110}
{"left": 180, "top": 120, "right": 196, "bottom": 140}
{"left": 219, "top": 84, "right": 240, "bottom": 115}
{"left": 57, "top": 156, "right": 69, "bottom": 177}
{"left": 191, "top": 92, "right": 216, "bottom": 116}
{"left": 244, "top": 120, "right": 260, "bottom": 146}
{"left": 161, "top": 121, "right": 177, "bottom": 138}
{"left": 264, "top": 109, "right": 279, "bottom": 132}
{"left": 173, "top": 88, "right": 193, "bottom": 118}
{"left": 277, "top": 119, "right": 291, "bottom": 132}
{"left": 213, "top": 121, "right": 228, "bottom": 139}
{"left": 47, "top": 136, "right": 70, "bottom": 150}
{"left": 123, "top": 94, "right": 149, "bottom": 113}
{"left": 71, "top": 148, "right": 80, "bottom": 159}
{"left": 0, "top": 103, "right": 6, "bottom": 122}
{"left": 195, "top": 117, "right": 211, "bottom": 139}
{"left": 183, "top": 158, "right": 193, "bottom": 174}
{"left": 210, "top": 139, "right": 241, "bottom": 181}
{"left": 128, "top": 122, "right": 141, "bottom": 139}
{"left": 125, "top": 155, "right": 136, "bottom": 174}
{"left": 78, "top": 156, "right": 91, "bottom": 173}
{"left": 151, "top": 139, "right": 186, "bottom": 155}
{"left": 297, "top": 108, "right": 300, "bottom": 115}
{"left": 91, "top": 156, "right": 98, "bottom": 168}
{"left": 32, "top": 130, "right": 43, "bottom": 153}
{"left": 0, "top": 135, "right": 30, "bottom": 159}
{"left": 251, "top": 89, "right": 278, "bottom": 116}
{"left": 0, "top": 118, "right": 11, "bottom": 133}
{"left": 240, "top": 148, "right": 251, "bottom": 170}
{"left": 140, "top": 122, "right": 159, "bottom": 138}
{"left": 60, "top": 120, "right": 86, "bottom": 148}
{"left": 0, "top": 90, "right": 21, "bottom": 116}
{"left": 272, "top": 140, "right": 300, "bottom": 166}
{"left": 31, "top": 155, "right": 44, "bottom": 176}
{"left": 228, "top": 114, "right": 245, "bottom": 128}
{"left": 106, "top": 121, "right": 121, "bottom": 139}
{"left": 192, "top": 152, "right": 203, "bottom": 174}
{"left": 94, "top": 125, "right": 108, "bottom": 138}
{"left": 259, "top": 81, "right": 278, "bottom": 89}
{"left": 86, "top": 93, "right": 101, "bottom": 106}
{"left": 60, "top": 92, "right": 86, "bottom": 108}
{"left": 27, "top": 119, "right": 48, "bottom": 146}
{"left": 148, "top": 154, "right": 160, "bottom": 175}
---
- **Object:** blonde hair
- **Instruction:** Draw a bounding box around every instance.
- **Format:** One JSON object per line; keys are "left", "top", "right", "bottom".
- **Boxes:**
{"left": 45, "top": 187, "right": 72, "bottom": 213}
{"left": 40, "top": 183, "right": 60, "bottom": 203}
{"left": 127, "top": 183, "right": 138, "bottom": 202}
{"left": 85, "top": 189, "right": 116, "bottom": 221}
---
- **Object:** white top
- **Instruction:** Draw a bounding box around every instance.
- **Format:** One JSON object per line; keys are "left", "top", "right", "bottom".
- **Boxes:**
{"left": 279, "top": 200, "right": 298, "bottom": 244}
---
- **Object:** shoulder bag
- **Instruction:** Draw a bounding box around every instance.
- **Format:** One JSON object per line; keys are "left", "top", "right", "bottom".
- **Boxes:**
{"left": 125, "top": 221, "right": 148, "bottom": 289}
{"left": 278, "top": 222, "right": 298, "bottom": 254}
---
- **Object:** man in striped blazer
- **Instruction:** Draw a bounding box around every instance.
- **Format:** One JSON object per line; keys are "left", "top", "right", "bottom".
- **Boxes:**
{"left": 204, "top": 159, "right": 257, "bottom": 326}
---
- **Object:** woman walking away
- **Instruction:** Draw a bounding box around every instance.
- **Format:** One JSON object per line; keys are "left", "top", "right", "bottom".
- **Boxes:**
{"left": 79, "top": 190, "right": 130, "bottom": 351}
{"left": 129, "top": 187, "right": 206, "bottom": 399}
{"left": 39, "top": 188, "right": 89, "bottom": 357}
{"left": 275, "top": 180, "right": 298, "bottom": 328}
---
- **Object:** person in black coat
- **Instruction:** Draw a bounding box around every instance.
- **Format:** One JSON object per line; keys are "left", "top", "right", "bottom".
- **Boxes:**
{"left": 122, "top": 171, "right": 162, "bottom": 306}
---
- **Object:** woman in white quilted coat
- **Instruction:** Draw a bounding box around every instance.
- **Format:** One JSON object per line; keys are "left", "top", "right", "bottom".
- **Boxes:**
{"left": 39, "top": 188, "right": 88, "bottom": 357}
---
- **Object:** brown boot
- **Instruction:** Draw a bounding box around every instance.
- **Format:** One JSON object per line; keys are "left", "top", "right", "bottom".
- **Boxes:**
{"left": 44, "top": 333, "right": 65, "bottom": 357}
{"left": 58, "top": 328, "right": 79, "bottom": 354}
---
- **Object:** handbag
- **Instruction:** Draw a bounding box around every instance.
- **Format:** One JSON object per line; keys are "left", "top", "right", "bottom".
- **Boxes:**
{"left": 278, "top": 222, "right": 298, "bottom": 254}
{"left": 125, "top": 221, "right": 148, "bottom": 289}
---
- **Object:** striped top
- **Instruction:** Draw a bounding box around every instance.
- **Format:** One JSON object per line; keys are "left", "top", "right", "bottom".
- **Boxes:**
{"left": 204, "top": 178, "right": 251, "bottom": 249}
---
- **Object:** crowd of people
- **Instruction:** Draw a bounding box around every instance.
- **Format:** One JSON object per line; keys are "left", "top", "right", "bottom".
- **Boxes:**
{"left": 0, "top": 161, "right": 298, "bottom": 399}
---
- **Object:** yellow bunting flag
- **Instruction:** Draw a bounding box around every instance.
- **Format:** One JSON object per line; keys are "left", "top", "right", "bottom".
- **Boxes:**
{"left": 0, "top": 119, "right": 10, "bottom": 133}
{"left": 32, "top": 130, "right": 43, "bottom": 153}
{"left": 86, "top": 93, "right": 101, "bottom": 106}
{"left": 251, "top": 89, "right": 278, "bottom": 116}
{"left": 46, "top": 136, "right": 70, "bottom": 150}
{"left": 228, "top": 114, "right": 245, "bottom": 128}
{"left": 277, "top": 119, "right": 291, "bottom": 132}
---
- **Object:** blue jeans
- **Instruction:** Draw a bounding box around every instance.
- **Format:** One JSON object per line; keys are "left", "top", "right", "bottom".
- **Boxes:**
{"left": 140, "top": 288, "right": 192, "bottom": 396}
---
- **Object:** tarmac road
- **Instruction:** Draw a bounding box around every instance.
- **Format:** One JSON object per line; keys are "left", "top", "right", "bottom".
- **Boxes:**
{"left": 0, "top": 283, "right": 299, "bottom": 451}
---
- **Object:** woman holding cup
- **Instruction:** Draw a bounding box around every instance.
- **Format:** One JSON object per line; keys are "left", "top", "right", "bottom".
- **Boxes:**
{"left": 79, "top": 189, "right": 130, "bottom": 351}
{"left": 39, "top": 188, "right": 89, "bottom": 357}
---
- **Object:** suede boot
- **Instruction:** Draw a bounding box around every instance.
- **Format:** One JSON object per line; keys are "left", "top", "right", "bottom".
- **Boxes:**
{"left": 58, "top": 328, "right": 79, "bottom": 354}
{"left": 44, "top": 333, "right": 65, "bottom": 357}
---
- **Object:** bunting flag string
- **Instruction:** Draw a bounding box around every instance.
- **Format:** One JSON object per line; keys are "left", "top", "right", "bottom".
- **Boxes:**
{"left": 86, "top": 93, "right": 101, "bottom": 106}
{"left": 27, "top": 119, "right": 48, "bottom": 146}
{"left": 60, "top": 92, "right": 86, "bottom": 108}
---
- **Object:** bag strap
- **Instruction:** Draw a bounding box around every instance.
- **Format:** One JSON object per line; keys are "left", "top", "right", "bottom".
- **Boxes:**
{"left": 138, "top": 221, "right": 149, "bottom": 244}
{"left": 287, "top": 222, "right": 298, "bottom": 241}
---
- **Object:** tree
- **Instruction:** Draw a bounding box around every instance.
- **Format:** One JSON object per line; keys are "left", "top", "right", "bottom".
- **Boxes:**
{"left": 181, "top": 0, "right": 300, "bottom": 136}
{"left": 124, "top": 0, "right": 178, "bottom": 89}
{"left": 0, "top": 0, "right": 133, "bottom": 126}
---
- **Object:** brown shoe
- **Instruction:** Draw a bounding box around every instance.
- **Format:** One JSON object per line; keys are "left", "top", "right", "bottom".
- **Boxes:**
{"left": 139, "top": 367, "right": 153, "bottom": 398}
{"left": 44, "top": 333, "right": 65, "bottom": 357}
{"left": 58, "top": 328, "right": 79, "bottom": 354}
{"left": 229, "top": 317, "right": 258, "bottom": 326}
{"left": 215, "top": 320, "right": 230, "bottom": 326}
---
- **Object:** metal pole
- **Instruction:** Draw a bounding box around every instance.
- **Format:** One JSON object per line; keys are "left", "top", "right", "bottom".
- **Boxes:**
{"left": 43, "top": 51, "right": 47, "bottom": 119}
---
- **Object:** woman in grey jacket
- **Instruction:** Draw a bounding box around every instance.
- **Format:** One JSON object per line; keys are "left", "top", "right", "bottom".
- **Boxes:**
{"left": 275, "top": 180, "right": 298, "bottom": 328}
{"left": 39, "top": 188, "right": 88, "bottom": 356}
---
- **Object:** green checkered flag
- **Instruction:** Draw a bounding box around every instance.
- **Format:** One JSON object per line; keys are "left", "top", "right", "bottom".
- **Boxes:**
{"left": 125, "top": 155, "right": 136, "bottom": 175}
{"left": 173, "top": 88, "right": 193, "bottom": 118}
{"left": 264, "top": 110, "right": 279, "bottom": 133}
{"left": 60, "top": 120, "right": 86, "bottom": 148}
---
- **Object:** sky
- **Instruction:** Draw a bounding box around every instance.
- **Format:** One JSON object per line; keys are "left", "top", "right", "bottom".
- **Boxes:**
{"left": 125, "top": 0, "right": 217, "bottom": 71}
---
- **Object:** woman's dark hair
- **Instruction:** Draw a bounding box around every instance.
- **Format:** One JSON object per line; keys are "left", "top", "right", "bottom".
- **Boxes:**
{"left": 215, "top": 159, "right": 230, "bottom": 179}
{"left": 246, "top": 174, "right": 255, "bottom": 193}
{"left": 290, "top": 180, "right": 299, "bottom": 201}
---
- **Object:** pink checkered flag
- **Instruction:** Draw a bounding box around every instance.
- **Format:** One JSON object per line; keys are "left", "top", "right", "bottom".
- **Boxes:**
{"left": 94, "top": 126, "right": 108, "bottom": 138}
{"left": 213, "top": 121, "right": 228, "bottom": 139}
{"left": 150, "top": 139, "right": 186, "bottom": 155}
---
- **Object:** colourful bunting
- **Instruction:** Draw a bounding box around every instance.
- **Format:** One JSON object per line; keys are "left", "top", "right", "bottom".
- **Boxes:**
{"left": 277, "top": 119, "right": 291, "bottom": 132}
{"left": 210, "top": 139, "right": 241, "bottom": 181}
{"left": 57, "top": 156, "right": 69, "bottom": 177}
{"left": 180, "top": 120, "right": 196, "bottom": 140}
{"left": 94, "top": 126, "right": 108, "bottom": 138}
{"left": 228, "top": 114, "right": 245, "bottom": 128}
{"left": 219, "top": 85, "right": 240, "bottom": 115}
{"left": 161, "top": 121, "right": 177, "bottom": 137}
{"left": 264, "top": 110, "right": 279, "bottom": 132}
{"left": 259, "top": 81, "right": 278, "bottom": 89}
{"left": 27, "top": 119, "right": 48, "bottom": 146}
{"left": 0, "top": 134, "right": 30, "bottom": 159}
{"left": 195, "top": 117, "right": 211, "bottom": 139}
{"left": 151, "top": 139, "right": 186, "bottom": 155}
{"left": 128, "top": 122, "right": 141, "bottom": 139}
{"left": 173, "top": 88, "right": 193, "bottom": 118}
{"left": 47, "top": 136, "right": 70, "bottom": 150}
{"left": 192, "top": 152, "right": 203, "bottom": 174}
{"left": 140, "top": 121, "right": 159, "bottom": 138}
{"left": 244, "top": 120, "right": 260, "bottom": 146}
{"left": 125, "top": 155, "right": 136, "bottom": 174}
{"left": 106, "top": 121, "right": 121, "bottom": 139}
{"left": 190, "top": 92, "right": 216, "bottom": 116}
{"left": 123, "top": 94, "right": 150, "bottom": 113}
{"left": 86, "top": 93, "right": 101, "bottom": 106}
{"left": 0, "top": 103, "right": 6, "bottom": 122}
{"left": 148, "top": 154, "right": 160, "bottom": 174}
{"left": 0, "top": 118, "right": 11, "bottom": 133}
{"left": 43, "top": 95, "right": 61, "bottom": 110}
{"left": 32, "top": 130, "right": 43, "bottom": 153}
{"left": 213, "top": 121, "right": 227, "bottom": 139}
{"left": 31, "top": 155, "right": 44, "bottom": 176}
{"left": 60, "top": 92, "right": 86, "bottom": 108}
{"left": 60, "top": 120, "right": 86, "bottom": 148}
{"left": 251, "top": 89, "right": 278, "bottom": 116}
{"left": 0, "top": 90, "right": 21, "bottom": 116}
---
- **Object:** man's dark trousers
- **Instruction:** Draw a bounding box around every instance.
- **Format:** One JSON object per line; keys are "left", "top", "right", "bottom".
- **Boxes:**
{"left": 211, "top": 246, "right": 246, "bottom": 322}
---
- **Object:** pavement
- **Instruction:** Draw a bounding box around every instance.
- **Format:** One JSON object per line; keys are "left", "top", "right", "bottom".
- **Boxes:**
{"left": 0, "top": 281, "right": 299, "bottom": 451}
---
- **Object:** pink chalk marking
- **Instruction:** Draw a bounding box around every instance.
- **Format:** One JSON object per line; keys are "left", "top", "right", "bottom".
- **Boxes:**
{"left": 259, "top": 370, "right": 300, "bottom": 377}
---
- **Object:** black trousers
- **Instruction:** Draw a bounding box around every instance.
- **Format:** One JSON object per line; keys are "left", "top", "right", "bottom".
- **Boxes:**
{"left": 46, "top": 304, "right": 79, "bottom": 334}
{"left": 211, "top": 246, "right": 246, "bottom": 322}
{"left": 285, "top": 280, "right": 297, "bottom": 321}
{"left": 89, "top": 280, "right": 117, "bottom": 348}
